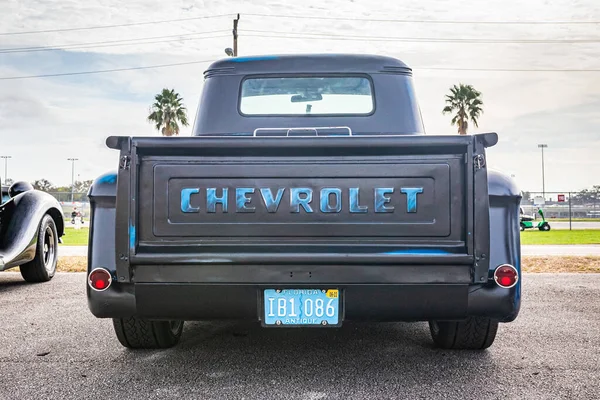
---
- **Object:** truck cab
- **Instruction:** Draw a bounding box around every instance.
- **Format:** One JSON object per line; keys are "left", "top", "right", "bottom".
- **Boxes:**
{"left": 194, "top": 54, "right": 423, "bottom": 136}
{"left": 87, "top": 54, "right": 521, "bottom": 350}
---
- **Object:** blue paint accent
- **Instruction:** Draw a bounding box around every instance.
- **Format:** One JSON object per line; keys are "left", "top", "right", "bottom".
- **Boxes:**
{"left": 349, "top": 188, "right": 368, "bottom": 213}
{"left": 97, "top": 173, "right": 117, "bottom": 184}
{"left": 260, "top": 188, "right": 285, "bottom": 213}
{"left": 290, "top": 188, "right": 313, "bottom": 213}
{"left": 181, "top": 188, "right": 200, "bottom": 213}
{"left": 401, "top": 187, "right": 424, "bottom": 213}
{"left": 374, "top": 188, "right": 394, "bottom": 213}
{"left": 383, "top": 249, "right": 451, "bottom": 255}
{"left": 230, "top": 55, "right": 279, "bottom": 63}
{"left": 236, "top": 188, "right": 255, "bottom": 212}
{"left": 129, "top": 224, "right": 136, "bottom": 249}
{"left": 320, "top": 188, "right": 342, "bottom": 213}
{"left": 207, "top": 188, "right": 228, "bottom": 213}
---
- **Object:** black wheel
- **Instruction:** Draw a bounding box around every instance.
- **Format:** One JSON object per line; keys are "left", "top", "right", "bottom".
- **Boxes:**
{"left": 519, "top": 223, "right": 526, "bottom": 231}
{"left": 20, "top": 214, "right": 58, "bottom": 283}
{"left": 429, "top": 317, "right": 499, "bottom": 350}
{"left": 539, "top": 222, "right": 551, "bottom": 231}
{"left": 113, "top": 317, "right": 184, "bottom": 349}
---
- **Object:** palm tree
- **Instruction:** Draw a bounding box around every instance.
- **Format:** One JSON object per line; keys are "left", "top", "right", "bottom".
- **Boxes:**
{"left": 147, "top": 89, "right": 189, "bottom": 136}
{"left": 442, "top": 84, "right": 483, "bottom": 135}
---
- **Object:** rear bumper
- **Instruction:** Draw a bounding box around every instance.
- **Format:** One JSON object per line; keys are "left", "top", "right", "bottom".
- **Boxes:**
{"left": 87, "top": 264, "right": 520, "bottom": 323}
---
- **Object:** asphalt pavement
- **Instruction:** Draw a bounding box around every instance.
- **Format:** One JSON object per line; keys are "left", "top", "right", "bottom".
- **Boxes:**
{"left": 0, "top": 273, "right": 598, "bottom": 400}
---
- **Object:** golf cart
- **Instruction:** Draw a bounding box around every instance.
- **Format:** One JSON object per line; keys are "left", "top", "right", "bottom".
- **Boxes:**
{"left": 520, "top": 207, "right": 551, "bottom": 231}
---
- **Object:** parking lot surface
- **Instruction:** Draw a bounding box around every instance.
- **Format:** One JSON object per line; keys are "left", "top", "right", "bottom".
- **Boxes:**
{"left": 0, "top": 273, "right": 598, "bottom": 399}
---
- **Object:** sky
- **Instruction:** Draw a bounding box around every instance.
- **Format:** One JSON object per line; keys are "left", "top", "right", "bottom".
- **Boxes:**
{"left": 0, "top": 0, "right": 599, "bottom": 194}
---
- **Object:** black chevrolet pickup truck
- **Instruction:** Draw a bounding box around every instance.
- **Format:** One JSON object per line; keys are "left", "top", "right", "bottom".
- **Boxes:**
{"left": 87, "top": 54, "right": 521, "bottom": 350}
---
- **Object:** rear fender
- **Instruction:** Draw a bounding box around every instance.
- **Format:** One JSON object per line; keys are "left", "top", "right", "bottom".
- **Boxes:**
{"left": 486, "top": 169, "right": 522, "bottom": 321}
{"left": 0, "top": 191, "right": 64, "bottom": 270}
{"left": 87, "top": 171, "right": 136, "bottom": 317}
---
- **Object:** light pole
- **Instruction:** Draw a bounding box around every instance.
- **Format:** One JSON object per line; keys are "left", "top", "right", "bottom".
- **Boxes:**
{"left": 67, "top": 158, "right": 78, "bottom": 202}
{"left": 537, "top": 144, "right": 548, "bottom": 199}
{"left": 1, "top": 155, "right": 11, "bottom": 183}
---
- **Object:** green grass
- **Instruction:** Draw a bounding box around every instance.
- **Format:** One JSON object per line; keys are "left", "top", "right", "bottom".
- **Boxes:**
{"left": 60, "top": 227, "right": 89, "bottom": 246}
{"left": 520, "top": 229, "right": 600, "bottom": 245}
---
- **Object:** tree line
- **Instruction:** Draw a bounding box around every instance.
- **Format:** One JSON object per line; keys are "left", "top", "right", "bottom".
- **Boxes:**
{"left": 1, "top": 178, "right": 93, "bottom": 194}
{"left": 30, "top": 179, "right": 94, "bottom": 194}
{"left": 522, "top": 186, "right": 600, "bottom": 202}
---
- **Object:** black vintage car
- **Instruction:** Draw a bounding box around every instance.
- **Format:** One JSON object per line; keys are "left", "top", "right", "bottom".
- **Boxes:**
{"left": 0, "top": 178, "right": 64, "bottom": 282}
{"left": 87, "top": 54, "right": 521, "bottom": 350}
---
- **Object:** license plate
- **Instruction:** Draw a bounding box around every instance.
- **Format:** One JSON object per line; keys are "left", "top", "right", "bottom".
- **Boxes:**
{"left": 263, "top": 289, "right": 340, "bottom": 326}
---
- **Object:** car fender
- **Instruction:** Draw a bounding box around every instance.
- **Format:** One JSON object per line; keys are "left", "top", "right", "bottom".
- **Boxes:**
{"left": 0, "top": 191, "right": 64, "bottom": 271}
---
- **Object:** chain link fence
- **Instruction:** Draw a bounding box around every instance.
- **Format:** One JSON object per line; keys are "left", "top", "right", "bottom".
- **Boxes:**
{"left": 47, "top": 192, "right": 89, "bottom": 203}
{"left": 520, "top": 191, "right": 600, "bottom": 230}
{"left": 47, "top": 192, "right": 90, "bottom": 223}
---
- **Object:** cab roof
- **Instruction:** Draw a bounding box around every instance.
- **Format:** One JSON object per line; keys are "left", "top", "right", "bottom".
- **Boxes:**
{"left": 204, "top": 54, "right": 412, "bottom": 77}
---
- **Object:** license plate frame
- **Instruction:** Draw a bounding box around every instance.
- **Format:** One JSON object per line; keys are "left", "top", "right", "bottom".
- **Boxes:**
{"left": 260, "top": 288, "right": 343, "bottom": 328}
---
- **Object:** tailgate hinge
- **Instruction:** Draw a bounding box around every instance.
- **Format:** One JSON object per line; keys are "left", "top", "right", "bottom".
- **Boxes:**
{"left": 474, "top": 154, "right": 486, "bottom": 170}
{"left": 119, "top": 155, "right": 131, "bottom": 170}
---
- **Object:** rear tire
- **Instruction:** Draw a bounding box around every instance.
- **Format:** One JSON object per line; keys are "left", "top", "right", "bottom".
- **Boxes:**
{"left": 429, "top": 317, "right": 498, "bottom": 350}
{"left": 113, "top": 317, "right": 184, "bottom": 349}
{"left": 519, "top": 223, "right": 526, "bottom": 231}
{"left": 539, "top": 222, "right": 551, "bottom": 231}
{"left": 20, "top": 215, "right": 58, "bottom": 283}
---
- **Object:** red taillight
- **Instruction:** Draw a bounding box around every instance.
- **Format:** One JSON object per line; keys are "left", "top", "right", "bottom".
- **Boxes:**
{"left": 494, "top": 264, "right": 518, "bottom": 288}
{"left": 89, "top": 268, "right": 112, "bottom": 292}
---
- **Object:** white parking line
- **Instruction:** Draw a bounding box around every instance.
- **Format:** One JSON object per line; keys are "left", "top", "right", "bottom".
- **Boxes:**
{"left": 520, "top": 245, "right": 600, "bottom": 256}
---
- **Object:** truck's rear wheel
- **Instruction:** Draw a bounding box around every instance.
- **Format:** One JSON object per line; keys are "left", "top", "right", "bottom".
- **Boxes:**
{"left": 429, "top": 317, "right": 498, "bottom": 350}
{"left": 113, "top": 317, "right": 184, "bottom": 349}
{"left": 20, "top": 215, "right": 58, "bottom": 283}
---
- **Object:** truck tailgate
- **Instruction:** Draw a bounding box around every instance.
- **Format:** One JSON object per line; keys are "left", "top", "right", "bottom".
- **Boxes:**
{"left": 108, "top": 134, "right": 495, "bottom": 282}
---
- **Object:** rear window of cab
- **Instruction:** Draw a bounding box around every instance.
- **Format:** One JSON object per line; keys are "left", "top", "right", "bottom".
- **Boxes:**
{"left": 240, "top": 76, "right": 374, "bottom": 116}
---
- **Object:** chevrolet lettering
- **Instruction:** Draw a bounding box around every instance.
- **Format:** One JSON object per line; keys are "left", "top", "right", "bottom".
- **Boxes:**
{"left": 87, "top": 54, "right": 521, "bottom": 352}
{"left": 180, "top": 187, "right": 424, "bottom": 214}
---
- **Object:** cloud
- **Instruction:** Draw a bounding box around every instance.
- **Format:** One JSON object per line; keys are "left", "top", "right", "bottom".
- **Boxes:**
{"left": 0, "top": 0, "right": 599, "bottom": 191}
